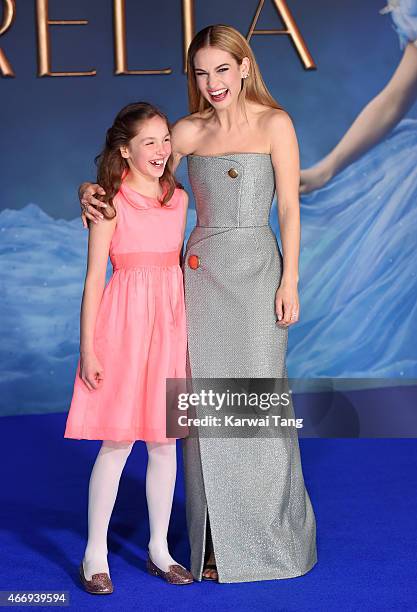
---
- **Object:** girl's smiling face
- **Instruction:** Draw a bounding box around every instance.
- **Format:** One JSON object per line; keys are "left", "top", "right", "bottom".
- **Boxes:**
{"left": 193, "top": 46, "right": 249, "bottom": 109}
{"left": 120, "top": 115, "right": 171, "bottom": 178}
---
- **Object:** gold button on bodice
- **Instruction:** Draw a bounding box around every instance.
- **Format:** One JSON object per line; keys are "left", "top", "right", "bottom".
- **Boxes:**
{"left": 228, "top": 168, "right": 239, "bottom": 178}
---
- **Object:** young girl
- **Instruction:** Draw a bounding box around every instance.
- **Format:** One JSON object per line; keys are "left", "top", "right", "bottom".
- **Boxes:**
{"left": 64, "top": 102, "right": 192, "bottom": 593}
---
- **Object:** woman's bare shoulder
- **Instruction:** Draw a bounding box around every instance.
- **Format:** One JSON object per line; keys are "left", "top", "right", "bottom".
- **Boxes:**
{"left": 261, "top": 106, "right": 293, "bottom": 130}
{"left": 171, "top": 111, "right": 212, "bottom": 156}
{"left": 266, "top": 109, "right": 299, "bottom": 161}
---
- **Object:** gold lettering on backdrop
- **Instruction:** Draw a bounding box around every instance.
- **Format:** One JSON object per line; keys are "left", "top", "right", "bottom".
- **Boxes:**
{"left": 182, "top": 0, "right": 195, "bottom": 74}
{"left": 2, "top": 0, "right": 315, "bottom": 78}
{"left": 0, "top": 0, "right": 15, "bottom": 77}
{"left": 113, "top": 0, "right": 171, "bottom": 75}
{"left": 247, "top": 0, "right": 316, "bottom": 69}
{"left": 36, "top": 0, "right": 96, "bottom": 77}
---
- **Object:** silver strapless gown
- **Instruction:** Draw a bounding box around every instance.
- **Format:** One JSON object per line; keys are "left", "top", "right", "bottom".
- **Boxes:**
{"left": 181, "top": 153, "right": 317, "bottom": 583}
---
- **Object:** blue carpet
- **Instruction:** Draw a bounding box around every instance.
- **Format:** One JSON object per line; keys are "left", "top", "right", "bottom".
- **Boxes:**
{"left": 1, "top": 412, "right": 416, "bottom": 611}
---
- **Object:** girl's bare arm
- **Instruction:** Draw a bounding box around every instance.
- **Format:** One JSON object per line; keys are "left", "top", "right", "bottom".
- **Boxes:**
{"left": 179, "top": 190, "right": 189, "bottom": 268}
{"left": 80, "top": 215, "right": 117, "bottom": 357}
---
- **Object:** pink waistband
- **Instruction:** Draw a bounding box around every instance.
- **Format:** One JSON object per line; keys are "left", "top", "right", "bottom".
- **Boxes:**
{"left": 111, "top": 250, "right": 180, "bottom": 270}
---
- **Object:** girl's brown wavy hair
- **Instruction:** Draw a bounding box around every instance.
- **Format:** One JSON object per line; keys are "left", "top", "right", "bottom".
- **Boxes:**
{"left": 95, "top": 102, "right": 180, "bottom": 218}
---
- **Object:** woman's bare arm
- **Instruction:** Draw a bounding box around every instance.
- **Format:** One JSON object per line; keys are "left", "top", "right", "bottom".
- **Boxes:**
{"left": 270, "top": 111, "right": 301, "bottom": 286}
{"left": 270, "top": 110, "right": 301, "bottom": 326}
{"left": 171, "top": 114, "right": 201, "bottom": 171}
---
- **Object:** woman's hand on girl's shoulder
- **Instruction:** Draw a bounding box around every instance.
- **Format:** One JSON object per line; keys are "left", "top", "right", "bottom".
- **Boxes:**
{"left": 79, "top": 181, "right": 108, "bottom": 228}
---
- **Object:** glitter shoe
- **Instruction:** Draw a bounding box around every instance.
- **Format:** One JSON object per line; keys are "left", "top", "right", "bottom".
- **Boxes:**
{"left": 146, "top": 556, "right": 193, "bottom": 585}
{"left": 79, "top": 562, "right": 113, "bottom": 594}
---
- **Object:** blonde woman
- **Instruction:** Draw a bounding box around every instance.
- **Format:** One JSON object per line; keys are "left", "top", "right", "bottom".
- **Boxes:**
{"left": 79, "top": 25, "right": 317, "bottom": 584}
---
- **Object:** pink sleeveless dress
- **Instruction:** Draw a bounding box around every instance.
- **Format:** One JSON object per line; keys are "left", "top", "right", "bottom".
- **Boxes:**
{"left": 64, "top": 180, "right": 187, "bottom": 443}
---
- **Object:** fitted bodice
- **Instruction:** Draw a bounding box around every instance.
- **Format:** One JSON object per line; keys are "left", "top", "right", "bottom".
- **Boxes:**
{"left": 187, "top": 153, "right": 275, "bottom": 228}
{"left": 110, "top": 182, "right": 186, "bottom": 258}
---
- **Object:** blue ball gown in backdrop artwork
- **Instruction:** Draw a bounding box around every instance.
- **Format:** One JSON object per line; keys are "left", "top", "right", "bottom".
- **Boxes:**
{"left": 284, "top": 0, "right": 417, "bottom": 379}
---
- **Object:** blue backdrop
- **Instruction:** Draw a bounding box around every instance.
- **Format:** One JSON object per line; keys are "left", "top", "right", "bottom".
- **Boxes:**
{"left": 1, "top": 0, "right": 416, "bottom": 414}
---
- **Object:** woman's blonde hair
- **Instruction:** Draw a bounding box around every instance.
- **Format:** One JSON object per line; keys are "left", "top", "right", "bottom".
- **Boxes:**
{"left": 186, "top": 24, "right": 285, "bottom": 115}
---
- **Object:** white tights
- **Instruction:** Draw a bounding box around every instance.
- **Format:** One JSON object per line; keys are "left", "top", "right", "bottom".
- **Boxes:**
{"left": 82, "top": 439, "right": 178, "bottom": 580}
